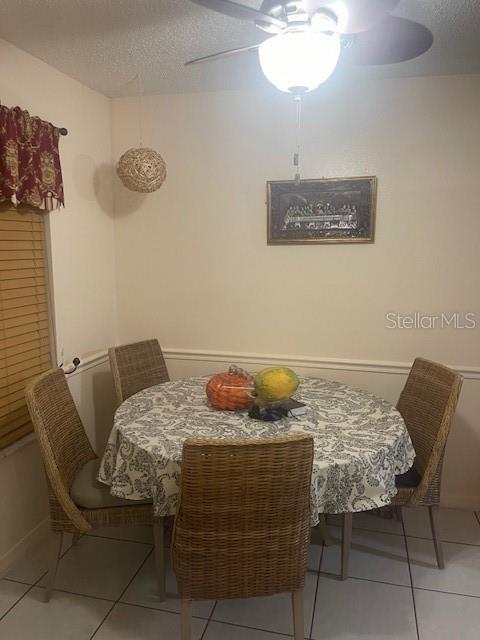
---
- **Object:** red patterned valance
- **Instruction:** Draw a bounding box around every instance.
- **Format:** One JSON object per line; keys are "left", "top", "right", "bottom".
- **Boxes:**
{"left": 0, "top": 105, "right": 64, "bottom": 211}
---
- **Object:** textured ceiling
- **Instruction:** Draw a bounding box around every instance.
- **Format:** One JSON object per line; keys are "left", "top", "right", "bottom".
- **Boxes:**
{"left": 1, "top": 0, "right": 479, "bottom": 97}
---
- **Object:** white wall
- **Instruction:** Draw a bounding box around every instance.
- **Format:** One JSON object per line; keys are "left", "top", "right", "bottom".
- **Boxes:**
{"left": 112, "top": 75, "right": 480, "bottom": 508}
{"left": 68, "top": 356, "right": 117, "bottom": 455}
{"left": 0, "top": 37, "right": 117, "bottom": 565}
{"left": 112, "top": 75, "right": 480, "bottom": 366}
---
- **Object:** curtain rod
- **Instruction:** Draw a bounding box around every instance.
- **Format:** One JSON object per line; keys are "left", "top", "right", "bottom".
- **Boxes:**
{"left": 0, "top": 102, "right": 68, "bottom": 135}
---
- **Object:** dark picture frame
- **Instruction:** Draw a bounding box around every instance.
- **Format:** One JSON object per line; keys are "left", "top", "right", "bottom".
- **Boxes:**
{"left": 267, "top": 176, "right": 377, "bottom": 245}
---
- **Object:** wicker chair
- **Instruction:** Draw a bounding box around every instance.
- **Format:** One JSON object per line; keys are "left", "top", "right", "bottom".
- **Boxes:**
{"left": 108, "top": 338, "right": 169, "bottom": 405}
{"left": 25, "top": 368, "right": 155, "bottom": 602}
{"left": 340, "top": 358, "right": 463, "bottom": 579}
{"left": 172, "top": 434, "right": 314, "bottom": 640}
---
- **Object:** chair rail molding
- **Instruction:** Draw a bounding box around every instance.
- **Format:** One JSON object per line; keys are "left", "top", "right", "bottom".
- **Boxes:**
{"left": 63, "top": 350, "right": 110, "bottom": 378}
{"left": 163, "top": 348, "right": 480, "bottom": 380}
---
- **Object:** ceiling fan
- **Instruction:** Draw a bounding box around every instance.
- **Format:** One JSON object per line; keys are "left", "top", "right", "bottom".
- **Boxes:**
{"left": 185, "top": 1, "right": 433, "bottom": 94}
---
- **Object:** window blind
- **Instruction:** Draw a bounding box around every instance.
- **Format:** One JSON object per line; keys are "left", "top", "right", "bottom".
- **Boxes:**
{"left": 0, "top": 206, "right": 52, "bottom": 449}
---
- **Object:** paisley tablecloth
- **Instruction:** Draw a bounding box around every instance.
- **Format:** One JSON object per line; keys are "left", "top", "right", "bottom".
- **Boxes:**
{"left": 98, "top": 376, "right": 415, "bottom": 525}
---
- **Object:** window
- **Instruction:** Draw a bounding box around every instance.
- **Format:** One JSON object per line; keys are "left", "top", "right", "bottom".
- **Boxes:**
{"left": 0, "top": 205, "right": 53, "bottom": 449}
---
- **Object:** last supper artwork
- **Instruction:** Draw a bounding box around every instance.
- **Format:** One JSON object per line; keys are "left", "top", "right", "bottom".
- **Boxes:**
{"left": 267, "top": 176, "right": 377, "bottom": 245}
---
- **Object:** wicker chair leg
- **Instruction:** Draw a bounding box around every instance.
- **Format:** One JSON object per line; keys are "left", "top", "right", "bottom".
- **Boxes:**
{"left": 153, "top": 518, "right": 166, "bottom": 600}
{"left": 45, "top": 531, "right": 63, "bottom": 602}
{"left": 180, "top": 599, "right": 192, "bottom": 640}
{"left": 72, "top": 532, "right": 81, "bottom": 546}
{"left": 292, "top": 589, "right": 304, "bottom": 640}
{"left": 317, "top": 514, "right": 333, "bottom": 546}
{"left": 428, "top": 506, "right": 445, "bottom": 569}
{"left": 342, "top": 513, "right": 353, "bottom": 580}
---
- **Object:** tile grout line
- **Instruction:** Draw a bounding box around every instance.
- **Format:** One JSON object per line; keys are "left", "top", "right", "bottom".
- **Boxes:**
{"left": 3, "top": 514, "right": 479, "bottom": 636}
{"left": 86, "top": 597, "right": 116, "bottom": 638}
{"left": 414, "top": 586, "right": 480, "bottom": 600}
{"left": 110, "top": 603, "right": 295, "bottom": 640}
{"left": 200, "top": 600, "right": 218, "bottom": 639}
{"left": 199, "top": 545, "right": 326, "bottom": 639}
{"left": 402, "top": 515, "right": 420, "bottom": 640}
{"left": 4, "top": 532, "right": 79, "bottom": 592}
{"left": 39, "top": 560, "right": 480, "bottom": 628}
{"left": 1, "top": 577, "right": 36, "bottom": 587}
{"left": 0, "top": 531, "right": 85, "bottom": 622}
{"left": 109, "top": 597, "right": 212, "bottom": 621}
{"left": 317, "top": 571, "right": 480, "bottom": 600}
{"left": 87, "top": 560, "right": 327, "bottom": 625}
{"left": 405, "top": 535, "right": 480, "bottom": 548}
{"left": 86, "top": 533, "right": 154, "bottom": 547}
{"left": 7, "top": 565, "right": 480, "bottom": 638}
{"left": 308, "top": 540, "right": 324, "bottom": 640}
{"left": 34, "top": 585, "right": 116, "bottom": 603}
{"left": 110, "top": 599, "right": 299, "bottom": 640}
{"left": 88, "top": 546, "right": 154, "bottom": 640}
{"left": 0, "top": 582, "right": 36, "bottom": 623}
{"left": 327, "top": 523, "right": 480, "bottom": 547}
{"left": 319, "top": 571, "right": 411, "bottom": 590}
{"left": 197, "top": 617, "right": 296, "bottom": 638}
{"left": 197, "top": 541, "right": 326, "bottom": 639}
{"left": 32, "top": 532, "right": 86, "bottom": 588}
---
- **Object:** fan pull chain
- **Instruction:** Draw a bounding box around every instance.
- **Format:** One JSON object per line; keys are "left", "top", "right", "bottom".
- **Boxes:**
{"left": 294, "top": 95, "right": 302, "bottom": 186}
{"left": 138, "top": 73, "right": 144, "bottom": 148}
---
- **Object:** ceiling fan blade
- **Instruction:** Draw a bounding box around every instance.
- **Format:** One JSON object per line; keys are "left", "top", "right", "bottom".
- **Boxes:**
{"left": 305, "top": 0, "right": 400, "bottom": 33}
{"left": 190, "top": 0, "right": 286, "bottom": 29}
{"left": 342, "top": 16, "right": 433, "bottom": 65}
{"left": 185, "top": 43, "right": 261, "bottom": 66}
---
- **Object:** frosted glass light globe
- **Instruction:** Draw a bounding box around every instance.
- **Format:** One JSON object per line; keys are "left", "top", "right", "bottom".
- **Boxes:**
{"left": 258, "top": 30, "right": 341, "bottom": 94}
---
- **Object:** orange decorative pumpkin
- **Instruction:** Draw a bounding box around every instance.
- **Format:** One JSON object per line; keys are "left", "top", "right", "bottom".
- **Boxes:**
{"left": 206, "top": 366, "right": 254, "bottom": 411}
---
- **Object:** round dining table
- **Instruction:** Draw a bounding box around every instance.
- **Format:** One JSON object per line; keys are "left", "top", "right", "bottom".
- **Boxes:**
{"left": 98, "top": 375, "right": 415, "bottom": 525}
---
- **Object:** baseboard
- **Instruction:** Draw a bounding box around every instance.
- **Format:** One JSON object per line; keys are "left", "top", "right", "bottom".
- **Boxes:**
{"left": 0, "top": 518, "right": 50, "bottom": 577}
{"left": 163, "top": 348, "right": 480, "bottom": 380}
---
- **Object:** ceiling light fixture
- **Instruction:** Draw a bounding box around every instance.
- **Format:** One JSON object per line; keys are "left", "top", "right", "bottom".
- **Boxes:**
{"left": 258, "top": 28, "right": 341, "bottom": 94}
{"left": 186, "top": 0, "right": 434, "bottom": 183}
{"left": 186, "top": 0, "right": 434, "bottom": 94}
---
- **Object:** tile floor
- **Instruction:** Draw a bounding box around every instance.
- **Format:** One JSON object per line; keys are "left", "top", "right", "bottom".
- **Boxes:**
{"left": 1, "top": 508, "right": 479, "bottom": 639}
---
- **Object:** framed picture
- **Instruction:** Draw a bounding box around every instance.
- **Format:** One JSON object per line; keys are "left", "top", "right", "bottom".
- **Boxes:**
{"left": 267, "top": 176, "right": 377, "bottom": 245}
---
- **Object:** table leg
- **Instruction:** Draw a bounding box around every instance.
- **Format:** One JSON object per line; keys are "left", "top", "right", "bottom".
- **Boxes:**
{"left": 153, "top": 518, "right": 166, "bottom": 600}
{"left": 342, "top": 513, "right": 353, "bottom": 581}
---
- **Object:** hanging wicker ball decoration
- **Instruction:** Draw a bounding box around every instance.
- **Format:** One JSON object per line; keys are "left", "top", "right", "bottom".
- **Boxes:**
{"left": 116, "top": 147, "right": 167, "bottom": 193}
